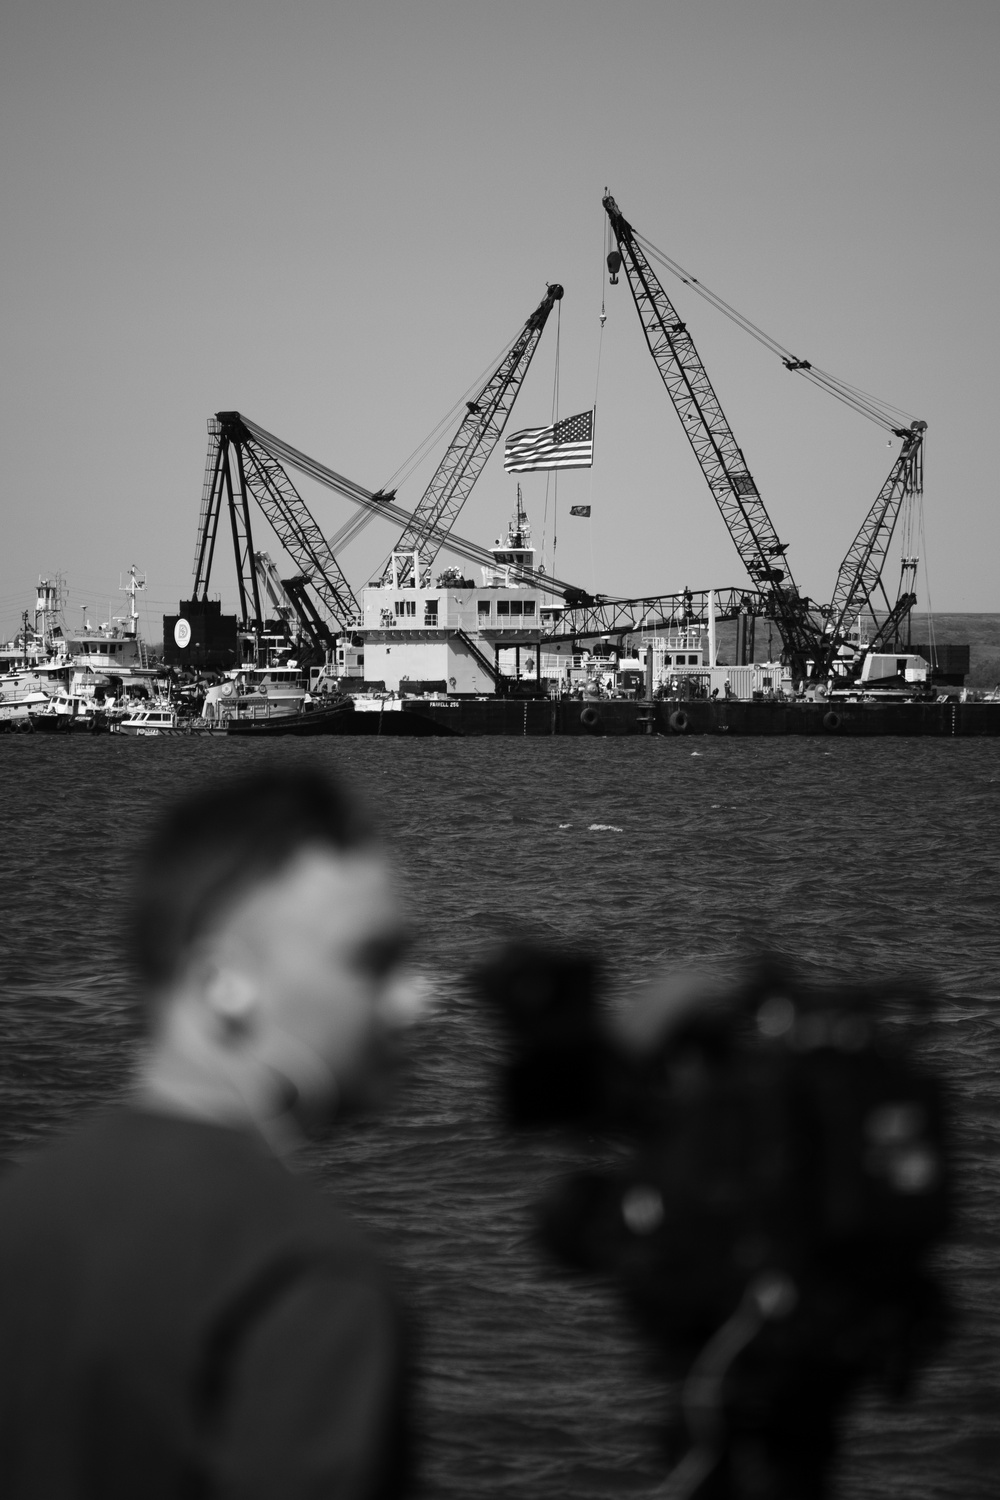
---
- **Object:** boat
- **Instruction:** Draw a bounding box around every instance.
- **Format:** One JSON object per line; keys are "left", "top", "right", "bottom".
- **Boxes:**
{"left": 224, "top": 693, "right": 454, "bottom": 737}
{"left": 0, "top": 691, "right": 51, "bottom": 729}
{"left": 225, "top": 697, "right": 354, "bottom": 736}
{"left": 201, "top": 664, "right": 309, "bottom": 725}
{"left": 6, "top": 570, "right": 172, "bottom": 727}
{"left": 29, "top": 684, "right": 112, "bottom": 733}
{"left": 115, "top": 705, "right": 184, "bottom": 737}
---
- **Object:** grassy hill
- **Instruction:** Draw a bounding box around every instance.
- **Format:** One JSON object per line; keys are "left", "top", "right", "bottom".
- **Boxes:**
{"left": 909, "top": 614, "right": 1000, "bottom": 691}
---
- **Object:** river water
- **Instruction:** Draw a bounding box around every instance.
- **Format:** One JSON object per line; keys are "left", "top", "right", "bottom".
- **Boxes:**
{"left": 1, "top": 735, "right": 998, "bottom": 1497}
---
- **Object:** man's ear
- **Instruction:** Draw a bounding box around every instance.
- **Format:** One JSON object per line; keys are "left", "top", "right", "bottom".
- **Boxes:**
{"left": 202, "top": 964, "right": 260, "bottom": 1041}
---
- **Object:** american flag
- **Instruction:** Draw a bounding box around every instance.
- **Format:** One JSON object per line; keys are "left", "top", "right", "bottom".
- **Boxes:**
{"left": 504, "top": 409, "right": 594, "bottom": 473}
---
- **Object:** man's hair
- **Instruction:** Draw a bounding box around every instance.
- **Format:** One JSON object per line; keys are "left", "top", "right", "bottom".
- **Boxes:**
{"left": 129, "top": 764, "right": 375, "bottom": 994}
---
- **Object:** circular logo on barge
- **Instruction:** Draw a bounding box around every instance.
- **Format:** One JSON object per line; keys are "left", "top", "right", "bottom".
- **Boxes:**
{"left": 173, "top": 618, "right": 192, "bottom": 648}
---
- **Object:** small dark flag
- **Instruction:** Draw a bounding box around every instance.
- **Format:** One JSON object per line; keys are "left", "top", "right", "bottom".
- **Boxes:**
{"left": 504, "top": 409, "right": 594, "bottom": 472}
{"left": 569, "top": 505, "right": 591, "bottom": 517}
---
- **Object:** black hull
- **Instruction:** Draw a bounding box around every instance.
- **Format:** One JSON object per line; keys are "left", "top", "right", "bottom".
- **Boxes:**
{"left": 224, "top": 703, "right": 453, "bottom": 738}
{"left": 325, "top": 697, "right": 1000, "bottom": 738}
{"left": 28, "top": 714, "right": 109, "bottom": 734}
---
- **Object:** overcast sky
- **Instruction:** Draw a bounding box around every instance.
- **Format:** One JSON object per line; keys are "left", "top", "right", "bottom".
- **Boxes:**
{"left": 1, "top": 0, "right": 996, "bottom": 640}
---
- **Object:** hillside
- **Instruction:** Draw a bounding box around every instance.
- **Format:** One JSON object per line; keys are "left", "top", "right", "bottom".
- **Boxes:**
{"left": 909, "top": 614, "right": 1000, "bottom": 691}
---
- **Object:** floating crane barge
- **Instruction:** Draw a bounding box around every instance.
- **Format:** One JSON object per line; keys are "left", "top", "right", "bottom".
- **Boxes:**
{"left": 167, "top": 205, "right": 996, "bottom": 737}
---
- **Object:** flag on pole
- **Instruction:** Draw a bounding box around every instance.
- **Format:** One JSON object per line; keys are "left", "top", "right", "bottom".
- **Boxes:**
{"left": 504, "top": 409, "right": 594, "bottom": 473}
{"left": 569, "top": 505, "right": 591, "bottom": 517}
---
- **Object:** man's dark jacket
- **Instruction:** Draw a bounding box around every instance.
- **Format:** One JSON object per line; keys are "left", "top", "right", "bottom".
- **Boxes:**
{"left": 0, "top": 1109, "right": 411, "bottom": 1499}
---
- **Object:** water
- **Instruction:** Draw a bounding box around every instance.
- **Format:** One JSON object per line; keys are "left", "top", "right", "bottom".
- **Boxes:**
{"left": 1, "top": 736, "right": 999, "bottom": 1497}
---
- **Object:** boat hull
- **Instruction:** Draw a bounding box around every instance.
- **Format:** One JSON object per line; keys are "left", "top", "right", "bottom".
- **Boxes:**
{"left": 225, "top": 702, "right": 453, "bottom": 737}
{"left": 29, "top": 712, "right": 109, "bottom": 734}
{"left": 117, "top": 724, "right": 184, "bottom": 736}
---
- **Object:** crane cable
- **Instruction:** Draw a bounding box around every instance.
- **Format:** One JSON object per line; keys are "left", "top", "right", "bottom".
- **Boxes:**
{"left": 240, "top": 415, "right": 584, "bottom": 598}
{"left": 917, "top": 431, "right": 936, "bottom": 664}
{"left": 653, "top": 1274, "right": 795, "bottom": 1500}
{"left": 541, "top": 299, "right": 562, "bottom": 577}
{"left": 378, "top": 324, "right": 526, "bottom": 496}
{"left": 325, "top": 320, "right": 538, "bottom": 560}
{"left": 586, "top": 211, "right": 610, "bottom": 594}
{"left": 327, "top": 503, "right": 378, "bottom": 554}
{"left": 632, "top": 230, "right": 917, "bottom": 435}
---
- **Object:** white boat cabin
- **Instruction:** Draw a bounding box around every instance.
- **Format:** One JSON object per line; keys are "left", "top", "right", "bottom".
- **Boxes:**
{"left": 357, "top": 508, "right": 545, "bottom": 694}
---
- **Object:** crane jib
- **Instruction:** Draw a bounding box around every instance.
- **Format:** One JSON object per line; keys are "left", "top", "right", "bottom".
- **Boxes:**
{"left": 382, "top": 283, "right": 564, "bottom": 587}
{"left": 603, "top": 192, "right": 817, "bottom": 668}
{"left": 233, "top": 413, "right": 587, "bottom": 602}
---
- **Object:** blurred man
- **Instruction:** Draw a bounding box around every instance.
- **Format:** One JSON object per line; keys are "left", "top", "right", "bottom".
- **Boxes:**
{"left": 0, "top": 766, "right": 416, "bottom": 1499}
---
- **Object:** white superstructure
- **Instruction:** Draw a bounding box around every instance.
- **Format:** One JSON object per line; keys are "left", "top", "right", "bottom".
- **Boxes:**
{"left": 354, "top": 503, "right": 544, "bottom": 695}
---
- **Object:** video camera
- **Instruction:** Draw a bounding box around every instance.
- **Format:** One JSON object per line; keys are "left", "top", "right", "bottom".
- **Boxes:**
{"left": 474, "top": 945, "right": 951, "bottom": 1500}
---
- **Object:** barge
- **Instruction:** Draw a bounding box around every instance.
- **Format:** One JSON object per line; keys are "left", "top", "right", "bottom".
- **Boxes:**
{"left": 222, "top": 693, "right": 1000, "bottom": 738}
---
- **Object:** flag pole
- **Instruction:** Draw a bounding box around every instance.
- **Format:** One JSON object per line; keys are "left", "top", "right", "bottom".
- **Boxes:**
{"left": 550, "top": 300, "right": 561, "bottom": 574}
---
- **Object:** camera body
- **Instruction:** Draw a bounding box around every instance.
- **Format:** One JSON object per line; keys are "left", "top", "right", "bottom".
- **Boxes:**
{"left": 476, "top": 945, "right": 951, "bottom": 1497}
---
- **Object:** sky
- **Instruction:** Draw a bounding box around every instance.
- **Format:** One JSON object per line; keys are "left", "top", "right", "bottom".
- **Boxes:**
{"left": 1, "top": 0, "right": 997, "bottom": 642}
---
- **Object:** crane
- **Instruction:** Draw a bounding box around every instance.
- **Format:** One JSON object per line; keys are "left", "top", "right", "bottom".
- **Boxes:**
{"left": 380, "top": 283, "right": 564, "bottom": 587}
{"left": 253, "top": 551, "right": 337, "bottom": 654}
{"left": 189, "top": 283, "right": 571, "bottom": 655}
{"left": 819, "top": 420, "right": 926, "bottom": 673}
{"left": 192, "top": 413, "right": 361, "bottom": 640}
{"left": 253, "top": 551, "right": 296, "bottom": 627}
{"left": 603, "top": 192, "right": 820, "bottom": 677}
{"left": 604, "top": 191, "right": 929, "bottom": 684}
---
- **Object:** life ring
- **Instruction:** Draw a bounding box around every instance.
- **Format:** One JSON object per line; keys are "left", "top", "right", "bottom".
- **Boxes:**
{"left": 580, "top": 705, "right": 601, "bottom": 729}
{"left": 221, "top": 682, "right": 234, "bottom": 697}
{"left": 669, "top": 709, "right": 689, "bottom": 733}
{"left": 823, "top": 710, "right": 841, "bottom": 732}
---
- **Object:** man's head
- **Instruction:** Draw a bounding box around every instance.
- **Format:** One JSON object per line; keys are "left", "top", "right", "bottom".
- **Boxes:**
{"left": 130, "top": 765, "right": 410, "bottom": 1138}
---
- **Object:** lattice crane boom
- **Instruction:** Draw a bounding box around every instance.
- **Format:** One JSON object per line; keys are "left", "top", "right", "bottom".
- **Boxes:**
{"left": 242, "top": 415, "right": 588, "bottom": 601}
{"left": 234, "top": 421, "right": 361, "bottom": 629}
{"left": 192, "top": 418, "right": 224, "bottom": 598}
{"left": 383, "top": 283, "right": 564, "bottom": 587}
{"left": 822, "top": 420, "right": 926, "bottom": 663}
{"left": 603, "top": 193, "right": 820, "bottom": 672}
{"left": 192, "top": 413, "right": 361, "bottom": 637}
{"left": 253, "top": 551, "right": 296, "bottom": 623}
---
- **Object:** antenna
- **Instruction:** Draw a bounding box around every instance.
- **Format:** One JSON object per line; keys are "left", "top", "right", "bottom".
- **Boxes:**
{"left": 120, "top": 564, "right": 146, "bottom": 639}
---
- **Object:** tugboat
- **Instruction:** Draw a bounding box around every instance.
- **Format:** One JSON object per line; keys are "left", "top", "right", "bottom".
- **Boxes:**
{"left": 30, "top": 685, "right": 111, "bottom": 733}
{"left": 201, "top": 662, "right": 310, "bottom": 725}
